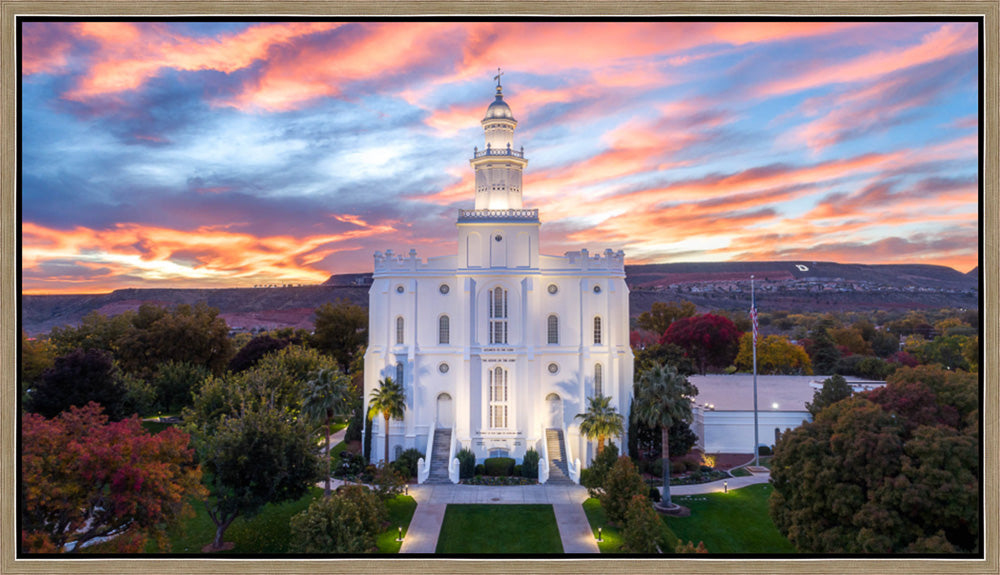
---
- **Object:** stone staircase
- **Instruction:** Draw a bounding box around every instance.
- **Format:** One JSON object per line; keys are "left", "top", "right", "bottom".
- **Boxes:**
{"left": 424, "top": 428, "right": 452, "bottom": 484}
{"left": 545, "top": 428, "right": 575, "bottom": 485}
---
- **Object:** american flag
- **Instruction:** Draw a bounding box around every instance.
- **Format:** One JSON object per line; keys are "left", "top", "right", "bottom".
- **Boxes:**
{"left": 750, "top": 306, "right": 758, "bottom": 345}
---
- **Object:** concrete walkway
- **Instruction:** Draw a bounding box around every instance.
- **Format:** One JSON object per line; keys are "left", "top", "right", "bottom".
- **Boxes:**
{"left": 399, "top": 483, "right": 598, "bottom": 554}
{"left": 666, "top": 467, "right": 771, "bottom": 496}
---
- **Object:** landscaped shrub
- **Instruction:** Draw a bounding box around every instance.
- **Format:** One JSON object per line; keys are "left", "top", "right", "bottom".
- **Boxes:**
{"left": 622, "top": 494, "right": 664, "bottom": 553}
{"left": 391, "top": 448, "right": 424, "bottom": 479}
{"left": 758, "top": 445, "right": 773, "bottom": 456}
{"left": 289, "top": 484, "right": 385, "bottom": 553}
{"left": 582, "top": 443, "right": 618, "bottom": 497}
{"left": 599, "top": 456, "right": 647, "bottom": 524}
{"left": 484, "top": 457, "right": 515, "bottom": 476}
{"left": 372, "top": 461, "right": 405, "bottom": 501}
{"left": 513, "top": 464, "right": 523, "bottom": 477}
{"left": 333, "top": 451, "right": 367, "bottom": 478}
{"left": 675, "top": 540, "right": 709, "bottom": 554}
{"left": 648, "top": 486, "right": 661, "bottom": 503}
{"left": 344, "top": 408, "right": 363, "bottom": 442}
{"left": 684, "top": 459, "right": 700, "bottom": 472}
{"left": 521, "top": 448, "right": 540, "bottom": 479}
{"left": 457, "top": 448, "right": 476, "bottom": 479}
{"left": 474, "top": 463, "right": 486, "bottom": 476}
{"left": 669, "top": 460, "right": 685, "bottom": 476}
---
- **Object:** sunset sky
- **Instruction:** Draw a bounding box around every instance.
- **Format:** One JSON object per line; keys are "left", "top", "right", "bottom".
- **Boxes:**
{"left": 20, "top": 20, "right": 980, "bottom": 294}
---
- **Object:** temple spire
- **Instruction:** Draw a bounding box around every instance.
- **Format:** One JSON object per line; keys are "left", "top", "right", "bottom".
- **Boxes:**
{"left": 494, "top": 67, "right": 504, "bottom": 90}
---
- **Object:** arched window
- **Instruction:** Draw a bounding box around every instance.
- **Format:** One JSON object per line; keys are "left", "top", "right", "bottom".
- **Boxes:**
{"left": 489, "top": 366, "right": 508, "bottom": 428}
{"left": 439, "top": 315, "right": 450, "bottom": 345}
{"left": 593, "top": 316, "right": 603, "bottom": 345}
{"left": 547, "top": 314, "right": 559, "bottom": 344}
{"left": 594, "top": 363, "right": 604, "bottom": 397}
{"left": 396, "top": 362, "right": 404, "bottom": 385}
{"left": 488, "top": 287, "right": 508, "bottom": 344}
{"left": 396, "top": 316, "right": 404, "bottom": 345}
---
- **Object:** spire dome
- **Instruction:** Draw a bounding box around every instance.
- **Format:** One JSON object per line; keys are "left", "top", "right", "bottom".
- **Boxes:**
{"left": 483, "top": 68, "right": 515, "bottom": 121}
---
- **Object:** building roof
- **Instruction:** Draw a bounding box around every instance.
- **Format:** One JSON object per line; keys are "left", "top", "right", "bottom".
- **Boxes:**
{"left": 688, "top": 374, "right": 883, "bottom": 413}
{"left": 484, "top": 85, "right": 515, "bottom": 121}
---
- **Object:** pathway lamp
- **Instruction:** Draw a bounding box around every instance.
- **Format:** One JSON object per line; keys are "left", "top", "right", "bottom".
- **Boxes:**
{"left": 597, "top": 527, "right": 603, "bottom": 542}
{"left": 724, "top": 481, "right": 728, "bottom": 494}
{"left": 396, "top": 526, "right": 404, "bottom": 542}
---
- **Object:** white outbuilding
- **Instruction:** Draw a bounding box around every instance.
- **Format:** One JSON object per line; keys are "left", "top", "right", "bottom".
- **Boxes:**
{"left": 363, "top": 78, "right": 634, "bottom": 484}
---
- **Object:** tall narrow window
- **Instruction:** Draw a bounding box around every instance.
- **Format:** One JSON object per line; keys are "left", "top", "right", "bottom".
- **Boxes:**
{"left": 488, "top": 286, "right": 508, "bottom": 344}
{"left": 396, "top": 316, "right": 404, "bottom": 345}
{"left": 395, "top": 362, "right": 404, "bottom": 385}
{"left": 439, "top": 315, "right": 450, "bottom": 345}
{"left": 489, "top": 366, "right": 508, "bottom": 428}
{"left": 547, "top": 315, "right": 559, "bottom": 344}
{"left": 594, "top": 363, "right": 604, "bottom": 397}
{"left": 593, "top": 316, "right": 603, "bottom": 345}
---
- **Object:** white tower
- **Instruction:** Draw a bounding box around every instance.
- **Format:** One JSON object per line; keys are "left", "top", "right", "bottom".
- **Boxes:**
{"left": 471, "top": 69, "right": 528, "bottom": 211}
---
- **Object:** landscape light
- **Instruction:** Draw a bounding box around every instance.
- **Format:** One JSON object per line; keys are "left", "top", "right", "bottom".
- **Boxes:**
{"left": 724, "top": 481, "right": 728, "bottom": 493}
{"left": 396, "top": 526, "right": 403, "bottom": 542}
{"left": 597, "top": 527, "right": 603, "bottom": 542}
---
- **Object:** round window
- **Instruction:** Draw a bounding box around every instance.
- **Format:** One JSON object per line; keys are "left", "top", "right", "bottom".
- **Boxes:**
{"left": 396, "top": 285, "right": 405, "bottom": 294}
{"left": 547, "top": 363, "right": 559, "bottom": 374}
{"left": 494, "top": 233, "right": 503, "bottom": 242}
{"left": 439, "top": 363, "right": 450, "bottom": 374}
{"left": 439, "top": 284, "right": 450, "bottom": 294}
{"left": 547, "top": 284, "right": 558, "bottom": 294}
{"left": 593, "top": 285, "right": 602, "bottom": 294}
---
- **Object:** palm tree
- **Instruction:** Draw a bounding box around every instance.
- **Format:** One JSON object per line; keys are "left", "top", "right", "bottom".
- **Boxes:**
{"left": 302, "top": 367, "right": 352, "bottom": 496}
{"left": 366, "top": 377, "right": 405, "bottom": 464}
{"left": 575, "top": 394, "right": 624, "bottom": 455}
{"left": 633, "top": 363, "right": 697, "bottom": 509}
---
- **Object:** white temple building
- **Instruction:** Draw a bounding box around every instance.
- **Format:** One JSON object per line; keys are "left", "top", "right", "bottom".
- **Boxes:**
{"left": 363, "top": 78, "right": 634, "bottom": 484}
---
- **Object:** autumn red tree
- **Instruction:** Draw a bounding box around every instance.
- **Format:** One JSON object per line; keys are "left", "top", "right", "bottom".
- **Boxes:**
{"left": 660, "top": 313, "right": 742, "bottom": 374}
{"left": 21, "top": 403, "right": 205, "bottom": 553}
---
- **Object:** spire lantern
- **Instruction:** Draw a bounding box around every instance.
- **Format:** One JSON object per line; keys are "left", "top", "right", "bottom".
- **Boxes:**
{"left": 470, "top": 71, "right": 528, "bottom": 211}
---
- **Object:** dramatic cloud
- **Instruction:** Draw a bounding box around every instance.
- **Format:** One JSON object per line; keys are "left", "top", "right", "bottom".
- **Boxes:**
{"left": 20, "top": 20, "right": 980, "bottom": 293}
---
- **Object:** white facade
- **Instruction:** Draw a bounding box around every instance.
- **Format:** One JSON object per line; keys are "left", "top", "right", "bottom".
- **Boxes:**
{"left": 363, "top": 81, "right": 634, "bottom": 472}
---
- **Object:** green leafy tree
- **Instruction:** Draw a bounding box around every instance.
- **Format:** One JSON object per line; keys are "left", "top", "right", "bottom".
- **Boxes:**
{"left": 637, "top": 301, "right": 697, "bottom": 336}
{"left": 575, "top": 394, "right": 625, "bottom": 455}
{"left": 227, "top": 334, "right": 291, "bottom": 373}
{"left": 661, "top": 314, "right": 741, "bottom": 375}
{"left": 830, "top": 326, "right": 873, "bottom": 356}
{"left": 805, "top": 374, "right": 853, "bottom": 417}
{"left": 19, "top": 331, "right": 56, "bottom": 398}
{"left": 633, "top": 342, "right": 696, "bottom": 376}
{"left": 48, "top": 310, "right": 134, "bottom": 356}
{"left": 21, "top": 403, "right": 205, "bottom": 553}
{"left": 622, "top": 494, "right": 666, "bottom": 553}
{"left": 770, "top": 367, "right": 979, "bottom": 553}
{"left": 194, "top": 399, "right": 320, "bottom": 550}
{"left": 288, "top": 485, "right": 386, "bottom": 554}
{"left": 367, "top": 377, "right": 406, "bottom": 463}
{"left": 115, "top": 303, "right": 233, "bottom": 379}
{"left": 302, "top": 367, "right": 353, "bottom": 495}
{"left": 311, "top": 300, "right": 368, "bottom": 372}
{"left": 804, "top": 322, "right": 841, "bottom": 374}
{"left": 26, "top": 348, "right": 130, "bottom": 421}
{"left": 152, "top": 360, "right": 209, "bottom": 413}
{"left": 599, "top": 456, "right": 648, "bottom": 524}
{"left": 581, "top": 442, "right": 619, "bottom": 498}
{"left": 247, "top": 345, "right": 339, "bottom": 415}
{"left": 919, "top": 335, "right": 972, "bottom": 371}
{"left": 869, "top": 329, "right": 901, "bottom": 358}
{"left": 633, "top": 364, "right": 696, "bottom": 509}
{"left": 734, "top": 333, "right": 813, "bottom": 375}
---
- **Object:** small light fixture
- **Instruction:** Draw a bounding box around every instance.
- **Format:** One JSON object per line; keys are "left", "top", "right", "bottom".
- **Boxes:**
{"left": 772, "top": 402, "right": 779, "bottom": 410}
{"left": 724, "top": 481, "right": 728, "bottom": 493}
{"left": 396, "top": 526, "right": 404, "bottom": 542}
{"left": 404, "top": 485, "right": 409, "bottom": 496}
{"left": 597, "top": 527, "right": 603, "bottom": 542}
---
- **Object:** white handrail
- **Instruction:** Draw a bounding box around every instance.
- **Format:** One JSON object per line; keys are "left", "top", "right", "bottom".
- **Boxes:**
{"left": 538, "top": 425, "right": 550, "bottom": 484}
{"left": 417, "top": 419, "right": 437, "bottom": 484}
{"left": 563, "top": 423, "right": 581, "bottom": 484}
{"left": 447, "top": 429, "right": 460, "bottom": 484}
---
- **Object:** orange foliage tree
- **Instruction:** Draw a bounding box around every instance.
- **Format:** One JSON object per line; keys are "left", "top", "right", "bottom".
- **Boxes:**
{"left": 21, "top": 403, "right": 205, "bottom": 553}
{"left": 735, "top": 333, "right": 813, "bottom": 375}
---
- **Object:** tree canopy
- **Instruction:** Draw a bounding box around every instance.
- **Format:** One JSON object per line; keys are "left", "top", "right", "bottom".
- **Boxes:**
{"left": 660, "top": 313, "right": 741, "bottom": 375}
{"left": 734, "top": 333, "right": 813, "bottom": 375}
{"left": 311, "top": 300, "right": 368, "bottom": 372}
{"left": 637, "top": 301, "right": 697, "bottom": 337}
{"left": 21, "top": 403, "right": 205, "bottom": 553}
{"left": 26, "top": 348, "right": 130, "bottom": 421}
{"left": 575, "top": 394, "right": 624, "bottom": 455}
{"left": 770, "top": 365, "right": 979, "bottom": 553}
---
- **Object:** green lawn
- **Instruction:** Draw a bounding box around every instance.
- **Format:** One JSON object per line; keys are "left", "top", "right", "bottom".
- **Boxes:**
{"left": 147, "top": 488, "right": 416, "bottom": 554}
{"left": 436, "top": 504, "right": 563, "bottom": 554}
{"left": 666, "top": 484, "right": 796, "bottom": 554}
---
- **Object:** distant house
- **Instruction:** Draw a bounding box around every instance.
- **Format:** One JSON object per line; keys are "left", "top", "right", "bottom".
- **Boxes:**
{"left": 689, "top": 374, "right": 885, "bottom": 454}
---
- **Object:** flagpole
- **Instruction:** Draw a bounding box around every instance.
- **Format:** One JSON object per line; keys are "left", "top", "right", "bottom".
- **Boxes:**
{"left": 752, "top": 275, "right": 759, "bottom": 467}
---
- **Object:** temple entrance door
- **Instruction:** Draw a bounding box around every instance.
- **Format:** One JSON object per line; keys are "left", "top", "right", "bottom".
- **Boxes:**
{"left": 545, "top": 393, "right": 563, "bottom": 429}
{"left": 437, "top": 393, "right": 453, "bottom": 428}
